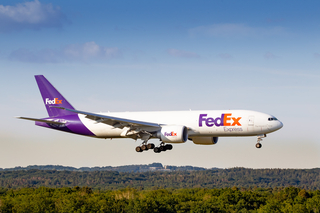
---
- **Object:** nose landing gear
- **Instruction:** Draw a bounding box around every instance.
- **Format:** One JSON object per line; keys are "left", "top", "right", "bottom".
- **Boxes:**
{"left": 255, "top": 134, "right": 266, "bottom": 149}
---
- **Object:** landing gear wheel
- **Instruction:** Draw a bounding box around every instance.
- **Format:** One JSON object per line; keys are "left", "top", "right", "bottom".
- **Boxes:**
{"left": 147, "top": 143, "right": 155, "bottom": 149}
{"left": 256, "top": 143, "right": 262, "bottom": 149}
{"left": 165, "top": 144, "right": 173, "bottom": 150}
{"left": 135, "top": 146, "right": 143, "bottom": 152}
{"left": 154, "top": 147, "right": 161, "bottom": 153}
{"left": 160, "top": 146, "right": 167, "bottom": 152}
{"left": 141, "top": 144, "right": 148, "bottom": 151}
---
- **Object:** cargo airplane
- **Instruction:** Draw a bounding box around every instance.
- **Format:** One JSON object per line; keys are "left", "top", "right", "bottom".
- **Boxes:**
{"left": 18, "top": 75, "right": 283, "bottom": 153}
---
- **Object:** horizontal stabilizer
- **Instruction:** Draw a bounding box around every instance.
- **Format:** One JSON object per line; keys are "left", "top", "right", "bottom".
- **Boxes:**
{"left": 16, "top": 117, "right": 65, "bottom": 125}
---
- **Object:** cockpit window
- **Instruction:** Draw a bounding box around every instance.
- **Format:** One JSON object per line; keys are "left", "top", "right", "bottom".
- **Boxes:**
{"left": 268, "top": 117, "right": 278, "bottom": 121}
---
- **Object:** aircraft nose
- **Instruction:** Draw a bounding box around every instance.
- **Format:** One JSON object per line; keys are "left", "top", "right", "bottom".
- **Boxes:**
{"left": 278, "top": 120, "right": 283, "bottom": 129}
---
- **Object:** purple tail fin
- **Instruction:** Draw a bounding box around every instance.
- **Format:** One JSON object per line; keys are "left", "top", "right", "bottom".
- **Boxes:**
{"left": 35, "top": 75, "right": 75, "bottom": 117}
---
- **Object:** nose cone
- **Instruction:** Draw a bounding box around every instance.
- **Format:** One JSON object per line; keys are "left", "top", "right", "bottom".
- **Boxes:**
{"left": 277, "top": 120, "right": 283, "bottom": 130}
{"left": 267, "top": 119, "right": 283, "bottom": 133}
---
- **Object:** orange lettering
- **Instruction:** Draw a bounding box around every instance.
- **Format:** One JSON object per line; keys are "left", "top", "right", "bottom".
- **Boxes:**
{"left": 223, "top": 113, "right": 232, "bottom": 126}
{"left": 55, "top": 98, "right": 62, "bottom": 104}
{"left": 231, "top": 117, "right": 242, "bottom": 126}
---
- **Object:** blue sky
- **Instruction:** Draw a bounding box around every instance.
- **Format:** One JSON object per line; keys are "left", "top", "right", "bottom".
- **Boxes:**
{"left": 1, "top": 0, "right": 320, "bottom": 169}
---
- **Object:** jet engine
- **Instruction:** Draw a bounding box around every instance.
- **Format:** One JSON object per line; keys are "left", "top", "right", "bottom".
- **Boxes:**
{"left": 157, "top": 125, "right": 188, "bottom": 143}
{"left": 190, "top": 137, "right": 218, "bottom": 145}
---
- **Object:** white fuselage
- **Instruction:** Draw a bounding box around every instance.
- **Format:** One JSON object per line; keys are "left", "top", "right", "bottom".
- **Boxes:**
{"left": 79, "top": 110, "right": 283, "bottom": 139}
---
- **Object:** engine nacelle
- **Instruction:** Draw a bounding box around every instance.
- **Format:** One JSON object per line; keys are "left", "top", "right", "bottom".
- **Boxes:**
{"left": 157, "top": 125, "right": 188, "bottom": 143}
{"left": 190, "top": 137, "right": 218, "bottom": 145}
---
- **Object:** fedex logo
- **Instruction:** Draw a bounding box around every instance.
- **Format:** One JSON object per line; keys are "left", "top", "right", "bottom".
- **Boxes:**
{"left": 45, "top": 98, "right": 62, "bottom": 105}
{"left": 164, "top": 132, "right": 177, "bottom": 137}
{"left": 199, "top": 114, "right": 242, "bottom": 127}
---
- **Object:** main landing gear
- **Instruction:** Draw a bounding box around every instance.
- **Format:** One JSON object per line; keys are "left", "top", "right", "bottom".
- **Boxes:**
{"left": 153, "top": 143, "right": 173, "bottom": 153}
{"left": 255, "top": 134, "right": 266, "bottom": 149}
{"left": 135, "top": 143, "right": 155, "bottom": 152}
{"left": 135, "top": 142, "right": 173, "bottom": 153}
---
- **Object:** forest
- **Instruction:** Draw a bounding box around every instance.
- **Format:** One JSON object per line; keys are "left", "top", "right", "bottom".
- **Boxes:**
{"left": 0, "top": 167, "right": 320, "bottom": 190}
{"left": 1, "top": 167, "right": 320, "bottom": 211}
{"left": 0, "top": 186, "right": 319, "bottom": 212}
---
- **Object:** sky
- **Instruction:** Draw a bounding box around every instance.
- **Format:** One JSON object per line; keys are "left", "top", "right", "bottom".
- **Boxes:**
{"left": 1, "top": 0, "right": 320, "bottom": 169}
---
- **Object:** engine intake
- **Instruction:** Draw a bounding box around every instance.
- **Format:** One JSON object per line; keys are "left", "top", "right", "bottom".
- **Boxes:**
{"left": 157, "top": 125, "right": 188, "bottom": 143}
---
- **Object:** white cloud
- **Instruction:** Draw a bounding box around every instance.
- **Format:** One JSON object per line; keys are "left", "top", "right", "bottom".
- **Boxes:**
{"left": 167, "top": 48, "right": 199, "bottom": 58}
{"left": 9, "top": 42, "right": 122, "bottom": 63}
{"left": 0, "top": 0, "right": 67, "bottom": 32}
{"left": 63, "top": 42, "right": 121, "bottom": 61}
{"left": 189, "top": 23, "right": 285, "bottom": 38}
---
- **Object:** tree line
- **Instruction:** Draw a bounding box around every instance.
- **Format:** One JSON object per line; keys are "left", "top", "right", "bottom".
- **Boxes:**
{"left": 1, "top": 167, "right": 320, "bottom": 190}
{"left": 0, "top": 163, "right": 206, "bottom": 173}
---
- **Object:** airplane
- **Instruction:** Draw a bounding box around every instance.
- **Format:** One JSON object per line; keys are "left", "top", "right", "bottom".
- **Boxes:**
{"left": 18, "top": 75, "right": 283, "bottom": 153}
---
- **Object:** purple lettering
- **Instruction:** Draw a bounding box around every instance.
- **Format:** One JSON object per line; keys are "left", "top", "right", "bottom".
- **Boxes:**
{"left": 214, "top": 114, "right": 224, "bottom": 127}
{"left": 199, "top": 114, "right": 207, "bottom": 127}
{"left": 206, "top": 117, "right": 214, "bottom": 127}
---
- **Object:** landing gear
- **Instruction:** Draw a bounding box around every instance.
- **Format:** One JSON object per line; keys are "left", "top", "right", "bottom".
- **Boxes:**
{"left": 141, "top": 144, "right": 148, "bottom": 151}
{"left": 135, "top": 146, "right": 143, "bottom": 152}
{"left": 165, "top": 144, "right": 173, "bottom": 150}
{"left": 154, "top": 143, "right": 173, "bottom": 153}
{"left": 255, "top": 134, "right": 266, "bottom": 149}
{"left": 136, "top": 143, "right": 154, "bottom": 152}
{"left": 159, "top": 146, "right": 166, "bottom": 152}
{"left": 154, "top": 147, "right": 161, "bottom": 153}
{"left": 147, "top": 143, "right": 155, "bottom": 149}
{"left": 136, "top": 142, "right": 173, "bottom": 153}
{"left": 134, "top": 131, "right": 173, "bottom": 153}
{"left": 135, "top": 132, "right": 155, "bottom": 153}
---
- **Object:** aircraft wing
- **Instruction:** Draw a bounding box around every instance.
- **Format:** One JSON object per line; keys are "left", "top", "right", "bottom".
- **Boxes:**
{"left": 52, "top": 107, "right": 161, "bottom": 129}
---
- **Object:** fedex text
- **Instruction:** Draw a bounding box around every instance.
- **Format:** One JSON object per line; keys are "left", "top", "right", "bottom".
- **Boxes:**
{"left": 199, "top": 114, "right": 242, "bottom": 127}
{"left": 164, "top": 132, "right": 177, "bottom": 137}
{"left": 45, "top": 98, "right": 62, "bottom": 105}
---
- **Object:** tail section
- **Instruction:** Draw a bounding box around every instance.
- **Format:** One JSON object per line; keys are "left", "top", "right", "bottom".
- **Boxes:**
{"left": 35, "top": 75, "right": 75, "bottom": 117}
